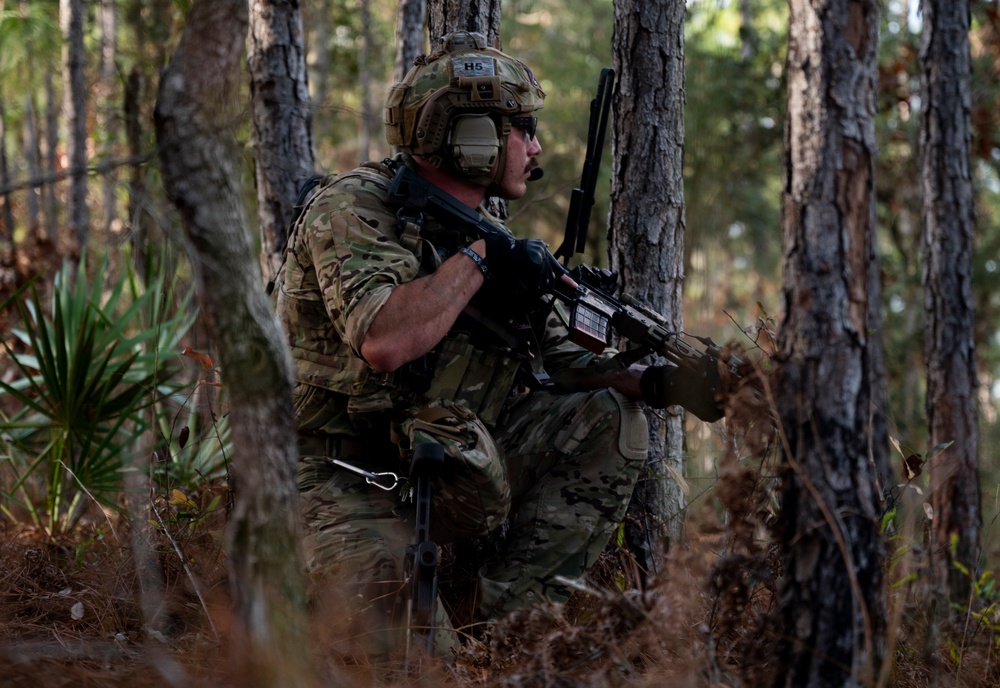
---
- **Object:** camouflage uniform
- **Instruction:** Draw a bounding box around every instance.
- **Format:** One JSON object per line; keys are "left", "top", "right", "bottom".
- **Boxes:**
{"left": 275, "top": 159, "right": 648, "bottom": 657}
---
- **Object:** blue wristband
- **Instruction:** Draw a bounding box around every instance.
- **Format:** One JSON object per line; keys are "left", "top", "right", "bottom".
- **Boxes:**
{"left": 458, "top": 246, "right": 490, "bottom": 278}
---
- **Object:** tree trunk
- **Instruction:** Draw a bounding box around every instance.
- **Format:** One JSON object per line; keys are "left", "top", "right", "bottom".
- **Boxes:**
{"left": 428, "top": 0, "right": 501, "bottom": 48}
{"left": 247, "top": 0, "right": 316, "bottom": 284}
{"left": 43, "top": 70, "right": 59, "bottom": 243}
{"left": 358, "top": 0, "right": 375, "bottom": 163}
{"left": 98, "top": 0, "right": 119, "bottom": 236}
{"left": 775, "top": 1, "right": 887, "bottom": 685}
{"left": 154, "top": 0, "right": 314, "bottom": 684}
{"left": 0, "top": 98, "right": 16, "bottom": 295}
{"left": 22, "top": 96, "right": 42, "bottom": 232}
{"left": 304, "top": 0, "right": 331, "bottom": 116}
{"left": 609, "top": 0, "right": 687, "bottom": 580}
{"left": 124, "top": 67, "right": 149, "bottom": 275}
{"left": 920, "top": 0, "right": 981, "bottom": 604}
{"left": 60, "top": 0, "right": 89, "bottom": 257}
{"left": 393, "top": 0, "right": 427, "bottom": 83}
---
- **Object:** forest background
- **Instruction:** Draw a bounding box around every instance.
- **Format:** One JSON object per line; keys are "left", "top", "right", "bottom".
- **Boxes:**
{"left": 1, "top": 0, "right": 1000, "bottom": 685}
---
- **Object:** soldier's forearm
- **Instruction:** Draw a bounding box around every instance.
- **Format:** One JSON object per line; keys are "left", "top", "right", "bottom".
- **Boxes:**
{"left": 360, "top": 239, "right": 487, "bottom": 372}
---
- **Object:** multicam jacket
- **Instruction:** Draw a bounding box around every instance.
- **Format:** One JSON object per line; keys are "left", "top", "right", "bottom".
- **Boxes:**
{"left": 274, "top": 158, "right": 608, "bottom": 437}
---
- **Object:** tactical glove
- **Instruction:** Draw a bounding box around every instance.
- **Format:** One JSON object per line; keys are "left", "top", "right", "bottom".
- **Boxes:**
{"left": 640, "top": 359, "right": 724, "bottom": 422}
{"left": 483, "top": 233, "right": 557, "bottom": 301}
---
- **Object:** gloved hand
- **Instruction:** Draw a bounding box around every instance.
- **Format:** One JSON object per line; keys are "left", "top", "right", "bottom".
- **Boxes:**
{"left": 640, "top": 359, "right": 724, "bottom": 422}
{"left": 483, "top": 233, "right": 556, "bottom": 301}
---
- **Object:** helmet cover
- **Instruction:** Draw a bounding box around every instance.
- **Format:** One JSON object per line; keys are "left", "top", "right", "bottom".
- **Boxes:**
{"left": 384, "top": 31, "right": 545, "bottom": 184}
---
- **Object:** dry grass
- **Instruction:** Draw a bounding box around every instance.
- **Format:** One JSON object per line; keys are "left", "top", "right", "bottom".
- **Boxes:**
{"left": 1, "top": 362, "right": 999, "bottom": 686}
{"left": 1, "top": 495, "right": 999, "bottom": 687}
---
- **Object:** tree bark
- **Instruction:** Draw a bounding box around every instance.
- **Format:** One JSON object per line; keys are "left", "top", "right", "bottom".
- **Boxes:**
{"left": 43, "top": 70, "right": 59, "bottom": 243}
{"left": 154, "top": 0, "right": 314, "bottom": 684}
{"left": 358, "top": 0, "right": 375, "bottom": 163}
{"left": 610, "top": 0, "right": 688, "bottom": 579}
{"left": 428, "top": 0, "right": 501, "bottom": 48}
{"left": 98, "top": 0, "right": 119, "bottom": 236}
{"left": 393, "top": 0, "right": 427, "bottom": 83}
{"left": 125, "top": 67, "right": 150, "bottom": 274}
{"left": 22, "top": 96, "right": 42, "bottom": 232}
{"left": 775, "top": 1, "right": 887, "bottom": 685}
{"left": 0, "top": 98, "right": 16, "bottom": 294}
{"left": 60, "top": 0, "right": 89, "bottom": 257}
{"left": 247, "top": 0, "right": 316, "bottom": 284}
{"left": 920, "top": 0, "right": 981, "bottom": 604}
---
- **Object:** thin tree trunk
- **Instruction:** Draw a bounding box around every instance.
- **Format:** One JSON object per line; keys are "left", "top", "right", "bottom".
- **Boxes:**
{"left": 124, "top": 67, "right": 149, "bottom": 274}
{"left": 610, "top": 0, "right": 687, "bottom": 579}
{"left": 60, "top": 0, "right": 89, "bottom": 257}
{"left": 306, "top": 0, "right": 331, "bottom": 123}
{"left": 0, "top": 98, "right": 16, "bottom": 294}
{"left": 393, "top": 0, "right": 427, "bottom": 83}
{"left": 774, "top": 1, "right": 887, "bottom": 685}
{"left": 920, "top": 0, "right": 981, "bottom": 604}
{"left": 43, "top": 70, "right": 59, "bottom": 243}
{"left": 98, "top": 0, "right": 119, "bottom": 235}
{"left": 22, "top": 96, "right": 42, "bottom": 232}
{"left": 154, "top": 0, "right": 314, "bottom": 684}
{"left": 358, "top": 0, "right": 374, "bottom": 163}
{"left": 247, "top": 0, "right": 316, "bottom": 284}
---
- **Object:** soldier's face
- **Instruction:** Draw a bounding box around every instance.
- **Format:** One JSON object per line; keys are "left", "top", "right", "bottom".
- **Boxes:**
{"left": 497, "top": 122, "right": 542, "bottom": 200}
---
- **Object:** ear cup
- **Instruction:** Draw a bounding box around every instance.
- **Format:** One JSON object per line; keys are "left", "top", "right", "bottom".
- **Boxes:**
{"left": 448, "top": 115, "right": 500, "bottom": 176}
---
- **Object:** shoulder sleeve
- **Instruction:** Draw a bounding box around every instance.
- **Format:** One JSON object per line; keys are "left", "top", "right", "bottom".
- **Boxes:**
{"left": 301, "top": 173, "right": 420, "bottom": 357}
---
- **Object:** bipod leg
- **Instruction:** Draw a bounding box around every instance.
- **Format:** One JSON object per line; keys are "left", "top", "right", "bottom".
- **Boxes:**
{"left": 404, "top": 442, "right": 444, "bottom": 667}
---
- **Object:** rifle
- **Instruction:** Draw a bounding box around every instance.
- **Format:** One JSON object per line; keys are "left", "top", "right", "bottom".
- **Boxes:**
{"left": 554, "top": 68, "right": 614, "bottom": 262}
{"left": 386, "top": 162, "right": 736, "bottom": 386}
{"left": 547, "top": 67, "right": 739, "bottom": 377}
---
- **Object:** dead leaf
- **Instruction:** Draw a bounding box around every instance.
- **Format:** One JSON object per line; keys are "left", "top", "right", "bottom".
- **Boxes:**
{"left": 169, "top": 489, "right": 197, "bottom": 510}
{"left": 665, "top": 464, "right": 690, "bottom": 497}
{"left": 903, "top": 454, "right": 923, "bottom": 480}
{"left": 181, "top": 346, "right": 213, "bottom": 370}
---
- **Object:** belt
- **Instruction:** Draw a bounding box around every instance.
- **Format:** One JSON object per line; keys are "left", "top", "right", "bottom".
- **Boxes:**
{"left": 296, "top": 432, "right": 400, "bottom": 473}
{"left": 296, "top": 433, "right": 365, "bottom": 460}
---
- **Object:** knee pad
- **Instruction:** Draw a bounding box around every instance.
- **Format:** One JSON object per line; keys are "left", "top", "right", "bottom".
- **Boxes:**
{"left": 608, "top": 389, "right": 649, "bottom": 462}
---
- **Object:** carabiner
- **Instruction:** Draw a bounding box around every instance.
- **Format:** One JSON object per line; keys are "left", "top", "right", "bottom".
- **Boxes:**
{"left": 330, "top": 458, "right": 401, "bottom": 492}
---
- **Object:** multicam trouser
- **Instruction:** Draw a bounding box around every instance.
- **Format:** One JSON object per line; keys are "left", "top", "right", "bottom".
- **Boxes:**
{"left": 297, "top": 387, "right": 648, "bottom": 659}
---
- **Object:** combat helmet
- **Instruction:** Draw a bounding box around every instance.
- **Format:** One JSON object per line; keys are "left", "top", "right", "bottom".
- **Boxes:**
{"left": 384, "top": 31, "right": 545, "bottom": 187}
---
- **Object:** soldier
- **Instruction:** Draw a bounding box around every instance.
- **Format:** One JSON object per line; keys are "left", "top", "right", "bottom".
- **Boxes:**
{"left": 274, "top": 32, "right": 721, "bottom": 661}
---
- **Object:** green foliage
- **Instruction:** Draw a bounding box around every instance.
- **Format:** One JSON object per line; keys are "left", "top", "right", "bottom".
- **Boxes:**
{"left": 153, "top": 400, "right": 232, "bottom": 490}
{"left": 156, "top": 486, "right": 222, "bottom": 536}
{"left": 685, "top": 0, "right": 787, "bottom": 297}
{"left": 948, "top": 547, "right": 1000, "bottom": 666}
{"left": 0, "top": 255, "right": 195, "bottom": 536}
{"left": 0, "top": 2, "right": 60, "bottom": 90}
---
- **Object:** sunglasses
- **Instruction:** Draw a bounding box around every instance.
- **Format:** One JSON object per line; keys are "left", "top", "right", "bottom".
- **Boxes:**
{"left": 511, "top": 115, "right": 538, "bottom": 140}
